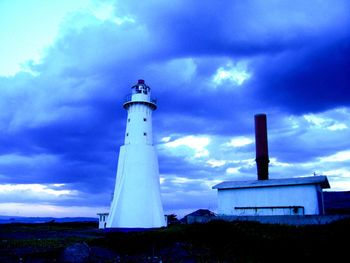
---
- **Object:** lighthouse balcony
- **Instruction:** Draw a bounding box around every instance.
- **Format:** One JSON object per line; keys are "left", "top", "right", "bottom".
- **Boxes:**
{"left": 123, "top": 93, "right": 157, "bottom": 110}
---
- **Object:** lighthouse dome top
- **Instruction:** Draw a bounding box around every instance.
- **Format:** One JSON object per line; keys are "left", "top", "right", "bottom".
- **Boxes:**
{"left": 131, "top": 79, "right": 151, "bottom": 95}
{"left": 123, "top": 79, "right": 157, "bottom": 110}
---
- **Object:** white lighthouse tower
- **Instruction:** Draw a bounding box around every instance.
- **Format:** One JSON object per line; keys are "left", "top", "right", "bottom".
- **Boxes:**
{"left": 106, "top": 79, "right": 166, "bottom": 231}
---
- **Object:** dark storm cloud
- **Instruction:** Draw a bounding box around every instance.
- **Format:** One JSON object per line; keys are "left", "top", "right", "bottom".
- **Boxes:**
{"left": 113, "top": 0, "right": 350, "bottom": 116}
{"left": 116, "top": 0, "right": 348, "bottom": 57}
{"left": 251, "top": 40, "right": 350, "bottom": 114}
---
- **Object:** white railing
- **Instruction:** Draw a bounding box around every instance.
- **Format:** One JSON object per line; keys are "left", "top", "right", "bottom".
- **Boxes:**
{"left": 124, "top": 94, "right": 157, "bottom": 105}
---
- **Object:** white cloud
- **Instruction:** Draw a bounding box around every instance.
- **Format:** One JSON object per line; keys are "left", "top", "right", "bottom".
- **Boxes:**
{"left": 328, "top": 123, "right": 347, "bottom": 131}
{"left": 203, "top": 179, "right": 222, "bottom": 188}
{"left": 52, "top": 183, "right": 65, "bottom": 187}
{"left": 0, "top": 0, "right": 92, "bottom": 76}
{"left": 207, "top": 159, "right": 226, "bottom": 167}
{"left": 213, "top": 61, "right": 251, "bottom": 86}
{"left": 164, "top": 135, "right": 210, "bottom": 157}
{"left": 328, "top": 180, "right": 350, "bottom": 191}
{"left": 303, "top": 113, "right": 348, "bottom": 131}
{"left": 323, "top": 169, "right": 350, "bottom": 190}
{"left": 86, "top": 1, "right": 135, "bottom": 24}
{"left": 0, "top": 202, "right": 105, "bottom": 217}
{"left": 0, "top": 184, "right": 76, "bottom": 197}
{"left": 224, "top": 136, "right": 253, "bottom": 147}
{"left": 226, "top": 167, "right": 240, "bottom": 174}
{"left": 304, "top": 114, "right": 326, "bottom": 126}
{"left": 270, "top": 158, "right": 292, "bottom": 167}
{"left": 87, "top": 1, "right": 116, "bottom": 21}
{"left": 171, "top": 177, "right": 193, "bottom": 184}
{"left": 324, "top": 169, "right": 350, "bottom": 177}
{"left": 161, "top": 136, "right": 171, "bottom": 142}
{"left": 229, "top": 159, "right": 255, "bottom": 165}
{"left": 319, "top": 151, "right": 350, "bottom": 162}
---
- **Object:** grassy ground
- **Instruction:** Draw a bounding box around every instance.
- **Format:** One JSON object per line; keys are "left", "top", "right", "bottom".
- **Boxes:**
{"left": 92, "top": 219, "right": 350, "bottom": 262}
{"left": 1, "top": 219, "right": 350, "bottom": 262}
{"left": 0, "top": 222, "right": 101, "bottom": 262}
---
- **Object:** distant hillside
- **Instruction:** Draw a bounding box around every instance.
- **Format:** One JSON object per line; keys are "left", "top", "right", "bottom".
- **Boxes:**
{"left": 0, "top": 215, "right": 98, "bottom": 224}
{"left": 324, "top": 191, "right": 350, "bottom": 215}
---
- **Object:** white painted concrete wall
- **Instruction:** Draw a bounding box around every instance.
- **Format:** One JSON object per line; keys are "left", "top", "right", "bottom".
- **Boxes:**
{"left": 107, "top": 144, "right": 166, "bottom": 228}
{"left": 217, "top": 184, "right": 321, "bottom": 216}
{"left": 124, "top": 93, "right": 154, "bottom": 145}
{"left": 98, "top": 214, "right": 109, "bottom": 229}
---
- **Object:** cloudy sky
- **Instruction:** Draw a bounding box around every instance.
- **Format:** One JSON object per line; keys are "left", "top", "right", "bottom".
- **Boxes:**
{"left": 0, "top": 0, "right": 349, "bottom": 218}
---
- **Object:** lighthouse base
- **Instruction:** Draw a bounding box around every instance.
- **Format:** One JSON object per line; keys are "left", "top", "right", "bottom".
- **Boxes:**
{"left": 105, "top": 226, "right": 165, "bottom": 233}
{"left": 107, "top": 144, "right": 166, "bottom": 229}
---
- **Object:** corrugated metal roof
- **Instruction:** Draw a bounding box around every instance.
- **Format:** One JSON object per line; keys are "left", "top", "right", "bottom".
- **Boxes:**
{"left": 212, "top": 176, "right": 330, "bottom": 190}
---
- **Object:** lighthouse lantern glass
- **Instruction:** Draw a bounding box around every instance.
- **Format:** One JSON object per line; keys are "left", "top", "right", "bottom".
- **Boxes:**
{"left": 131, "top": 84, "right": 150, "bottom": 95}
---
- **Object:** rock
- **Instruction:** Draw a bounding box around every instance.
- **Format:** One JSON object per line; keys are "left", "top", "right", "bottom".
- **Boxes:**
{"left": 158, "top": 242, "right": 199, "bottom": 262}
{"left": 61, "top": 242, "right": 90, "bottom": 263}
{"left": 89, "top": 246, "right": 120, "bottom": 262}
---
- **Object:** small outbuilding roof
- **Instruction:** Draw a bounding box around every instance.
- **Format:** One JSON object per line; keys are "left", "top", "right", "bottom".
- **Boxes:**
{"left": 97, "top": 213, "right": 109, "bottom": 216}
{"left": 212, "top": 176, "right": 330, "bottom": 190}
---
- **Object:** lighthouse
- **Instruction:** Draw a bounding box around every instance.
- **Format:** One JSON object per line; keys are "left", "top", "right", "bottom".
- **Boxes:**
{"left": 106, "top": 79, "right": 166, "bottom": 231}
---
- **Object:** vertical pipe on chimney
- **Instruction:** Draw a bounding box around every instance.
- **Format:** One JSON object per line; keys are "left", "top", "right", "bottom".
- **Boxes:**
{"left": 255, "top": 114, "right": 269, "bottom": 180}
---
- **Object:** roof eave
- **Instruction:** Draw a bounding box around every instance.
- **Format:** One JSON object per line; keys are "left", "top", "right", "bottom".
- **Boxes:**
{"left": 212, "top": 176, "right": 331, "bottom": 190}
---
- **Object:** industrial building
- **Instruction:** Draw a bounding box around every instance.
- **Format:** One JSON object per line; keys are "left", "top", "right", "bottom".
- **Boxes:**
{"left": 213, "top": 114, "right": 330, "bottom": 217}
{"left": 213, "top": 176, "right": 329, "bottom": 216}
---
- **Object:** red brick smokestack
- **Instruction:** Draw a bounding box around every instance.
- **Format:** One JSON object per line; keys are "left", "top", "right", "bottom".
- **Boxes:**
{"left": 255, "top": 114, "right": 269, "bottom": 180}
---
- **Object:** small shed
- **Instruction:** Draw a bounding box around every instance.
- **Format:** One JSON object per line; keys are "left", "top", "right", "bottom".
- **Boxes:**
{"left": 97, "top": 213, "right": 109, "bottom": 229}
{"left": 181, "top": 209, "right": 216, "bottom": 224}
{"left": 212, "top": 176, "right": 330, "bottom": 216}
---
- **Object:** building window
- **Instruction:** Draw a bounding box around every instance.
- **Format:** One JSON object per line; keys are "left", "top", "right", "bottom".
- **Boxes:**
{"left": 143, "top": 118, "right": 147, "bottom": 121}
{"left": 128, "top": 118, "right": 130, "bottom": 122}
{"left": 144, "top": 132, "right": 147, "bottom": 136}
{"left": 126, "top": 133, "right": 129, "bottom": 136}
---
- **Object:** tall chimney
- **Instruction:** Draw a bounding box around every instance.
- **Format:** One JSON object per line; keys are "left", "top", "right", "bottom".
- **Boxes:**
{"left": 255, "top": 114, "right": 269, "bottom": 180}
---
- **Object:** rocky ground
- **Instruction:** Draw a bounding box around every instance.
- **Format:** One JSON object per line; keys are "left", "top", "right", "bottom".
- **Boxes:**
{"left": 1, "top": 219, "right": 350, "bottom": 262}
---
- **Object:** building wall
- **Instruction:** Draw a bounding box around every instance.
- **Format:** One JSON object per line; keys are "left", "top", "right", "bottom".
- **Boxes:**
{"left": 217, "top": 184, "right": 322, "bottom": 216}
{"left": 124, "top": 94, "right": 154, "bottom": 145}
{"left": 187, "top": 214, "right": 350, "bottom": 225}
{"left": 98, "top": 214, "right": 109, "bottom": 229}
{"left": 107, "top": 144, "right": 166, "bottom": 228}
